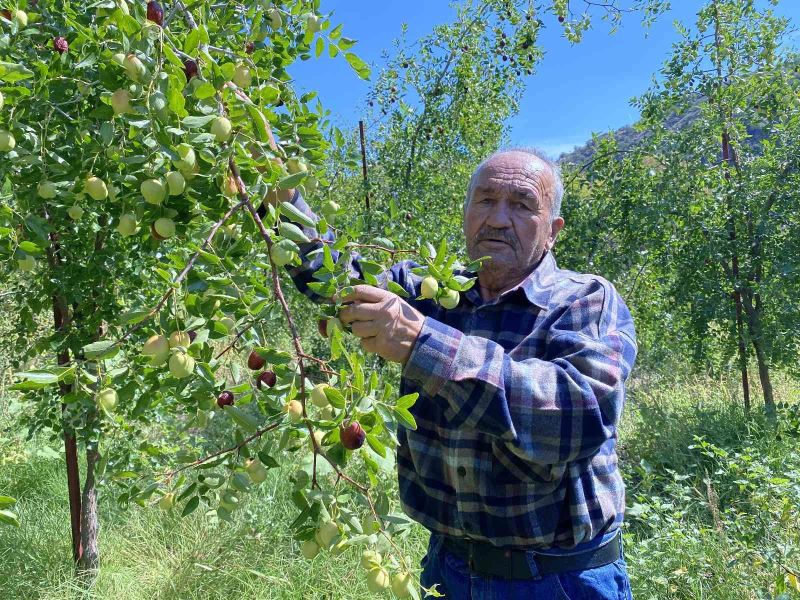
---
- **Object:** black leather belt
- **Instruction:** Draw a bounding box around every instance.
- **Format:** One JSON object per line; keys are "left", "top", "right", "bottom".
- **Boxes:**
{"left": 441, "top": 531, "right": 622, "bottom": 580}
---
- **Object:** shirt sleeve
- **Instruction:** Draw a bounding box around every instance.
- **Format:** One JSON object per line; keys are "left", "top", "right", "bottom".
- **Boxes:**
{"left": 402, "top": 280, "right": 637, "bottom": 465}
{"left": 283, "top": 191, "right": 423, "bottom": 302}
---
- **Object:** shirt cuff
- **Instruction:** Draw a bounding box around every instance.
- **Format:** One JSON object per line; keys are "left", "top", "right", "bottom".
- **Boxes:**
{"left": 402, "top": 317, "right": 462, "bottom": 398}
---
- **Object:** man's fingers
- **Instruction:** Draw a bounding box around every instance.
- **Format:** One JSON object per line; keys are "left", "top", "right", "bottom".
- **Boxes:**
{"left": 341, "top": 284, "right": 387, "bottom": 305}
{"left": 339, "top": 301, "right": 383, "bottom": 324}
{"left": 350, "top": 320, "right": 377, "bottom": 339}
{"left": 360, "top": 336, "right": 378, "bottom": 354}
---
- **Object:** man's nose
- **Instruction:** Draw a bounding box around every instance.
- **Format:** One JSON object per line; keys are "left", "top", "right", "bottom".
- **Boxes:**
{"left": 485, "top": 199, "right": 512, "bottom": 228}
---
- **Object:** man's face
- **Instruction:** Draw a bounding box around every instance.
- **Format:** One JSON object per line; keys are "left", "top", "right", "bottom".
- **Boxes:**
{"left": 464, "top": 152, "right": 564, "bottom": 291}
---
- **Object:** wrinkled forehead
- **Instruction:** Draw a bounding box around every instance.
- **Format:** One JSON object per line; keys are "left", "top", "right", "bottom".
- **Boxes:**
{"left": 470, "top": 153, "right": 553, "bottom": 199}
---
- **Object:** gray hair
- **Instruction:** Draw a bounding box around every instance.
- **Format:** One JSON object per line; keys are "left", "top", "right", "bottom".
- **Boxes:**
{"left": 464, "top": 147, "right": 564, "bottom": 222}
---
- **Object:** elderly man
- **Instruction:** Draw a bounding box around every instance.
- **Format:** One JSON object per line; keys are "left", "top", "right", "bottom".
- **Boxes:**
{"left": 287, "top": 148, "right": 637, "bottom": 598}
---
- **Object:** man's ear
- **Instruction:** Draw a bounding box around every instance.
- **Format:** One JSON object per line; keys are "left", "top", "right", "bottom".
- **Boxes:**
{"left": 547, "top": 216, "right": 565, "bottom": 251}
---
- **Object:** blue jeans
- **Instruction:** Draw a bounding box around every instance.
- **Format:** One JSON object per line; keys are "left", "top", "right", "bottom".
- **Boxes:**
{"left": 420, "top": 530, "right": 634, "bottom": 599}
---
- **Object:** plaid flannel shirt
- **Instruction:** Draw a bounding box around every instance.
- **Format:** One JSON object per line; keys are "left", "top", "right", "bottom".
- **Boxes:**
{"left": 287, "top": 191, "right": 638, "bottom": 550}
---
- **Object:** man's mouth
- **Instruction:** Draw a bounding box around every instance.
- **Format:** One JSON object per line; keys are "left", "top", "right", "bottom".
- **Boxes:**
{"left": 480, "top": 238, "right": 511, "bottom": 247}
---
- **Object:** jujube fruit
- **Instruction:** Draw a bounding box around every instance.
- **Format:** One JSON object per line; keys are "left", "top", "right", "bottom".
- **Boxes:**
{"left": 0, "top": 130, "right": 16, "bottom": 152}
{"left": 301, "top": 540, "right": 320, "bottom": 559}
{"left": 84, "top": 176, "right": 108, "bottom": 200}
{"left": 53, "top": 37, "right": 68, "bottom": 54}
{"left": 141, "top": 179, "right": 166, "bottom": 205}
{"left": 421, "top": 276, "right": 438, "bottom": 299}
{"left": 310, "top": 383, "right": 330, "bottom": 408}
{"left": 257, "top": 370, "right": 276, "bottom": 389}
{"left": 168, "top": 331, "right": 191, "bottom": 348}
{"left": 439, "top": 287, "right": 460, "bottom": 309}
{"left": 366, "top": 568, "right": 390, "bottom": 593}
{"left": 211, "top": 116, "right": 232, "bottom": 142}
{"left": 245, "top": 458, "right": 268, "bottom": 484}
{"left": 146, "top": 0, "right": 163, "bottom": 26}
{"left": 96, "top": 388, "right": 118, "bottom": 412}
{"left": 217, "top": 390, "right": 235, "bottom": 408}
{"left": 152, "top": 217, "right": 175, "bottom": 240}
{"left": 166, "top": 171, "right": 185, "bottom": 195}
{"left": 247, "top": 350, "right": 266, "bottom": 370}
{"left": 284, "top": 399, "right": 303, "bottom": 422}
{"left": 340, "top": 421, "right": 366, "bottom": 450}
{"left": 117, "top": 214, "right": 138, "bottom": 236}
{"left": 37, "top": 181, "right": 57, "bottom": 199}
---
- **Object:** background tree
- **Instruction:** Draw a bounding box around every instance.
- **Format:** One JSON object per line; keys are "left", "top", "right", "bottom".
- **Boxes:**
{"left": 561, "top": 0, "right": 800, "bottom": 419}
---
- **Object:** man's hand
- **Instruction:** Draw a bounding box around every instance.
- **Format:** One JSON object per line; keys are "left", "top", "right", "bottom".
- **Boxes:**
{"left": 339, "top": 285, "right": 425, "bottom": 364}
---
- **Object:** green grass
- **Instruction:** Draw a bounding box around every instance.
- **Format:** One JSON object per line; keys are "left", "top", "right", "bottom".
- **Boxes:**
{"left": 1, "top": 372, "right": 799, "bottom": 599}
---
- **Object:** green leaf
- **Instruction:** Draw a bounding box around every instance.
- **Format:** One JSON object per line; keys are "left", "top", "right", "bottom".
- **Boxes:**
{"left": 323, "top": 387, "right": 346, "bottom": 409}
{"left": 181, "top": 496, "right": 200, "bottom": 517}
{"left": 387, "top": 281, "right": 409, "bottom": 298}
{"left": 182, "top": 115, "right": 217, "bottom": 129}
{"left": 366, "top": 434, "right": 386, "bottom": 458}
{"left": 247, "top": 106, "right": 270, "bottom": 143}
{"left": 278, "top": 171, "right": 307, "bottom": 190}
{"left": 82, "top": 340, "right": 119, "bottom": 360}
{"left": 14, "top": 370, "right": 62, "bottom": 386}
{"left": 344, "top": 53, "right": 370, "bottom": 80}
{"left": 18, "top": 241, "right": 43, "bottom": 255}
{"left": 396, "top": 393, "right": 418, "bottom": 411}
{"left": 0, "top": 496, "right": 16, "bottom": 508}
{"left": 121, "top": 310, "right": 152, "bottom": 324}
{"left": 0, "top": 61, "right": 33, "bottom": 82}
{"left": 252, "top": 348, "right": 293, "bottom": 365}
{"left": 280, "top": 202, "right": 316, "bottom": 228}
{"left": 322, "top": 245, "right": 335, "bottom": 271}
{"left": 315, "top": 37, "right": 325, "bottom": 58}
{"left": 224, "top": 405, "right": 259, "bottom": 433}
{"left": 279, "top": 222, "right": 311, "bottom": 243}
{"left": 193, "top": 81, "right": 217, "bottom": 100}
{"left": 0, "top": 510, "right": 19, "bottom": 527}
{"left": 392, "top": 407, "right": 417, "bottom": 430}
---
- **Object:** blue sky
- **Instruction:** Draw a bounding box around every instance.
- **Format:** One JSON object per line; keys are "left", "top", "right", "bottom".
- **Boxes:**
{"left": 289, "top": 1, "right": 800, "bottom": 159}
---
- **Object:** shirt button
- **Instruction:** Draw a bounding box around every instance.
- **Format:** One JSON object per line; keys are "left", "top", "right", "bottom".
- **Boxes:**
{"left": 457, "top": 466, "right": 467, "bottom": 477}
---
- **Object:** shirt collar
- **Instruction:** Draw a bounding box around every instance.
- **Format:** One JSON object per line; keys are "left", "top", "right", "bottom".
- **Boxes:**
{"left": 465, "top": 251, "right": 556, "bottom": 311}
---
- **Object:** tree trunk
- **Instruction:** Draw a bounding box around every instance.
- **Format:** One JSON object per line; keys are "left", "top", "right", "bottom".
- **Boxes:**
{"left": 78, "top": 446, "right": 100, "bottom": 575}
{"left": 733, "top": 291, "right": 751, "bottom": 417}
{"left": 53, "top": 296, "right": 83, "bottom": 564}
{"left": 745, "top": 299, "right": 776, "bottom": 421}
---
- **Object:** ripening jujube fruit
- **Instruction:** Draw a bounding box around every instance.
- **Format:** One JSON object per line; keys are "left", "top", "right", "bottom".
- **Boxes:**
{"left": 141, "top": 179, "right": 166, "bottom": 205}
{"left": 245, "top": 459, "right": 268, "bottom": 484}
{"left": 284, "top": 399, "right": 303, "bottom": 422}
{"left": 166, "top": 171, "right": 185, "bottom": 195}
{"left": 152, "top": 217, "right": 175, "bottom": 240}
{"left": 211, "top": 116, "right": 232, "bottom": 142}
{"left": 0, "top": 129, "right": 16, "bottom": 152}
{"left": 420, "top": 276, "right": 438, "bottom": 299}
{"left": 168, "top": 331, "right": 191, "bottom": 348}
{"left": 37, "top": 181, "right": 57, "bottom": 199}
{"left": 311, "top": 383, "right": 330, "bottom": 408}
{"left": 117, "top": 213, "right": 138, "bottom": 236}
{"left": 439, "top": 287, "right": 460, "bottom": 309}
{"left": 96, "top": 388, "right": 118, "bottom": 412}
{"left": 84, "top": 176, "right": 108, "bottom": 200}
{"left": 110, "top": 89, "right": 131, "bottom": 114}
